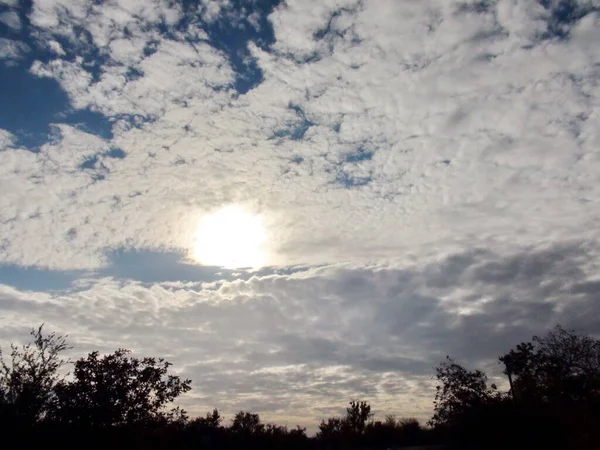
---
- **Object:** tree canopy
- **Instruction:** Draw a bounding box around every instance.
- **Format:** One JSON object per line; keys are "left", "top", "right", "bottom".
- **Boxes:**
{"left": 1, "top": 323, "right": 599, "bottom": 450}
{"left": 499, "top": 325, "right": 600, "bottom": 406}
{"left": 53, "top": 348, "right": 191, "bottom": 427}
{"left": 0, "top": 325, "right": 69, "bottom": 425}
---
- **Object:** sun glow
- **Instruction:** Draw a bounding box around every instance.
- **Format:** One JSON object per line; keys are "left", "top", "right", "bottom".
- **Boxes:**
{"left": 192, "top": 205, "right": 267, "bottom": 269}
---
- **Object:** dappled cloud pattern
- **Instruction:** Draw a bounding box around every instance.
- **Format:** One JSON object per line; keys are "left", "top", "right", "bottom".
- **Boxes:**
{"left": 0, "top": 0, "right": 599, "bottom": 431}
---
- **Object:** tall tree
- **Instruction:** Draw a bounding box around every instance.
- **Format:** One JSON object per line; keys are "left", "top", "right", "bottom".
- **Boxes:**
{"left": 0, "top": 325, "right": 69, "bottom": 425}
{"left": 189, "top": 408, "right": 222, "bottom": 429}
{"left": 54, "top": 348, "right": 191, "bottom": 427}
{"left": 230, "top": 411, "right": 264, "bottom": 435}
{"left": 429, "top": 356, "right": 500, "bottom": 427}
{"left": 345, "top": 400, "right": 372, "bottom": 435}
{"left": 316, "top": 416, "right": 345, "bottom": 440}
{"left": 499, "top": 325, "right": 600, "bottom": 405}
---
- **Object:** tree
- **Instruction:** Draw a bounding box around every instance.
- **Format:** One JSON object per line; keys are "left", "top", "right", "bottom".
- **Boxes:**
{"left": 264, "top": 422, "right": 289, "bottom": 437}
{"left": 0, "top": 325, "right": 69, "bottom": 425}
{"left": 397, "top": 417, "right": 422, "bottom": 442}
{"left": 288, "top": 424, "right": 307, "bottom": 438}
{"left": 345, "top": 400, "right": 372, "bottom": 435}
{"left": 499, "top": 325, "right": 600, "bottom": 406}
{"left": 54, "top": 348, "right": 191, "bottom": 428}
{"left": 316, "top": 400, "right": 373, "bottom": 445}
{"left": 189, "top": 408, "right": 222, "bottom": 429}
{"left": 365, "top": 416, "right": 424, "bottom": 448}
{"left": 316, "top": 416, "right": 345, "bottom": 440}
{"left": 429, "top": 356, "right": 501, "bottom": 427}
{"left": 230, "top": 410, "right": 264, "bottom": 434}
{"left": 499, "top": 326, "right": 600, "bottom": 450}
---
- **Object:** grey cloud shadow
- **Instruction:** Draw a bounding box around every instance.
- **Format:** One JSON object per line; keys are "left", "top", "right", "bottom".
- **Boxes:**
{"left": 401, "top": 241, "right": 600, "bottom": 367}
{"left": 3, "top": 241, "right": 599, "bottom": 416}
{"left": 175, "top": 241, "right": 600, "bottom": 389}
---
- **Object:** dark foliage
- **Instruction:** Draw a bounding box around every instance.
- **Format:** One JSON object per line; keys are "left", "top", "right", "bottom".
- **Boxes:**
{"left": 0, "top": 325, "right": 69, "bottom": 426}
{"left": 500, "top": 325, "right": 600, "bottom": 406}
{"left": 497, "top": 325, "right": 600, "bottom": 450}
{"left": 1, "top": 323, "right": 599, "bottom": 449}
{"left": 53, "top": 348, "right": 191, "bottom": 427}
{"left": 429, "top": 356, "right": 504, "bottom": 428}
{"left": 430, "top": 325, "right": 600, "bottom": 450}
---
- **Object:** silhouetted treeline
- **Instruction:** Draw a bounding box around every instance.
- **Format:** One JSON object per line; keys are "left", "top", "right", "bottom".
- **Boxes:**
{"left": 430, "top": 325, "right": 600, "bottom": 450}
{"left": 1, "top": 324, "right": 599, "bottom": 449}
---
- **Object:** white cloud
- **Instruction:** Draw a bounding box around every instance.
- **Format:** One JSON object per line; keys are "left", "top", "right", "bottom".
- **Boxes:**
{"left": 0, "top": 128, "right": 15, "bottom": 148}
{"left": 0, "top": 11, "right": 21, "bottom": 30}
{"left": 0, "top": 125, "right": 115, "bottom": 269}
{"left": 2, "top": 0, "right": 596, "bottom": 270}
{"left": 1, "top": 243, "right": 599, "bottom": 430}
{"left": 0, "top": 38, "right": 29, "bottom": 64}
{"left": 47, "top": 40, "right": 65, "bottom": 55}
{"left": 200, "top": 0, "right": 231, "bottom": 23}
{"left": 2, "top": 0, "right": 599, "bottom": 429}
{"left": 29, "top": 1, "right": 233, "bottom": 119}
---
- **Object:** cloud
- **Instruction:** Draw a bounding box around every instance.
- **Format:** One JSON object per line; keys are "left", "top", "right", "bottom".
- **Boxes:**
{"left": 47, "top": 40, "right": 65, "bottom": 56}
{"left": 0, "top": 128, "right": 14, "bottom": 148}
{"left": 1, "top": 242, "right": 599, "bottom": 430}
{"left": 1, "top": 0, "right": 600, "bottom": 430}
{"left": 0, "top": 0, "right": 593, "bottom": 270}
{"left": 0, "top": 38, "right": 29, "bottom": 64}
{"left": 0, "top": 11, "right": 21, "bottom": 31}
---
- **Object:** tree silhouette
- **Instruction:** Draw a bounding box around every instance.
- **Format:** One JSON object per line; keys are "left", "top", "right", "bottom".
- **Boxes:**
{"left": 316, "top": 416, "right": 345, "bottom": 440}
{"left": 0, "top": 325, "right": 69, "bottom": 425}
{"left": 3, "top": 322, "right": 598, "bottom": 449}
{"left": 230, "top": 410, "right": 264, "bottom": 435}
{"left": 397, "top": 417, "right": 422, "bottom": 443}
{"left": 189, "top": 408, "right": 222, "bottom": 429}
{"left": 429, "top": 356, "right": 501, "bottom": 427}
{"left": 364, "top": 415, "right": 425, "bottom": 448}
{"left": 499, "top": 325, "right": 600, "bottom": 450}
{"left": 315, "top": 399, "right": 373, "bottom": 449}
{"left": 500, "top": 325, "right": 600, "bottom": 406}
{"left": 345, "top": 400, "right": 372, "bottom": 435}
{"left": 54, "top": 348, "right": 191, "bottom": 428}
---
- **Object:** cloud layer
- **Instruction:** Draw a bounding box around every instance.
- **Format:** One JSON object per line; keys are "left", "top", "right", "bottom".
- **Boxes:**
{"left": 2, "top": 241, "right": 600, "bottom": 429}
{"left": 0, "top": 0, "right": 597, "bottom": 269}
{"left": 1, "top": 0, "right": 599, "bottom": 431}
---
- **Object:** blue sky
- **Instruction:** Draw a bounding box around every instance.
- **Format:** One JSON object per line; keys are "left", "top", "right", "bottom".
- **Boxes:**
{"left": 1, "top": 0, "right": 600, "bottom": 431}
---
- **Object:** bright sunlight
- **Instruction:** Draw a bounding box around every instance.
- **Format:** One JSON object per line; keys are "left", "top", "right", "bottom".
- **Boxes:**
{"left": 192, "top": 205, "right": 267, "bottom": 269}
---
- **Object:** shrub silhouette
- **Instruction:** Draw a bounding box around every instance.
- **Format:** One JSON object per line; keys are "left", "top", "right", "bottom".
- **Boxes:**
{"left": 2, "top": 323, "right": 599, "bottom": 449}
{"left": 230, "top": 410, "right": 264, "bottom": 435}
{"left": 500, "top": 325, "right": 600, "bottom": 407}
{"left": 53, "top": 348, "right": 191, "bottom": 428}
{"left": 429, "top": 356, "right": 504, "bottom": 428}
{"left": 0, "top": 325, "right": 69, "bottom": 426}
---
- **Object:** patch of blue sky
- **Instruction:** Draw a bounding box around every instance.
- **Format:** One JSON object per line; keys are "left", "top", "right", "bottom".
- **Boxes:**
{"left": 269, "top": 104, "right": 314, "bottom": 141}
{"left": 344, "top": 146, "right": 374, "bottom": 163}
{"left": 0, "top": 264, "right": 86, "bottom": 292}
{"left": 0, "top": 0, "right": 284, "bottom": 152}
{"left": 538, "top": 0, "right": 600, "bottom": 40}
{"left": 175, "top": 0, "right": 282, "bottom": 94}
{"left": 333, "top": 171, "right": 373, "bottom": 189}
{"left": 98, "top": 249, "right": 280, "bottom": 284}
{"left": 0, "top": 1, "right": 115, "bottom": 148}
{"left": 0, "top": 248, "right": 286, "bottom": 293}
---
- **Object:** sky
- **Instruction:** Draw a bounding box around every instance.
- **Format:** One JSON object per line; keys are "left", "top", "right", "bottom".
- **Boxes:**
{"left": 1, "top": 0, "right": 600, "bottom": 432}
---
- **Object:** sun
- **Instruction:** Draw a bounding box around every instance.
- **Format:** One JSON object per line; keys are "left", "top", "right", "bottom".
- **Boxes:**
{"left": 192, "top": 205, "right": 267, "bottom": 269}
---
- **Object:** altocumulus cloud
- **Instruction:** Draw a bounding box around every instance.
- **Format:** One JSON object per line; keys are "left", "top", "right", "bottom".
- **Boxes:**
{"left": 0, "top": 0, "right": 599, "bottom": 432}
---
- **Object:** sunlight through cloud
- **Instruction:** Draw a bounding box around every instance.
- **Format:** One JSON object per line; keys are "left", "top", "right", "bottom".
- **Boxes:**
{"left": 192, "top": 205, "right": 267, "bottom": 269}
